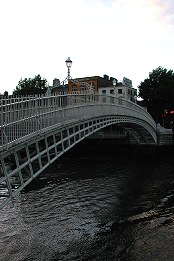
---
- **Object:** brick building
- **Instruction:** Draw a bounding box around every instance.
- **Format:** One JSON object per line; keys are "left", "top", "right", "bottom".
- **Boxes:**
{"left": 68, "top": 74, "right": 116, "bottom": 93}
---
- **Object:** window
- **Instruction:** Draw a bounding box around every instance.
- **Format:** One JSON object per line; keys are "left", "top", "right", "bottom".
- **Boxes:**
{"left": 110, "top": 89, "right": 114, "bottom": 95}
{"left": 102, "top": 90, "right": 106, "bottom": 94}
{"left": 72, "top": 85, "right": 77, "bottom": 92}
{"left": 118, "top": 89, "right": 122, "bottom": 94}
{"left": 80, "top": 83, "right": 86, "bottom": 91}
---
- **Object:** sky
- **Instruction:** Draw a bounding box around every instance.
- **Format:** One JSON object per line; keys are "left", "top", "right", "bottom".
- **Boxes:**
{"left": 0, "top": 0, "right": 174, "bottom": 94}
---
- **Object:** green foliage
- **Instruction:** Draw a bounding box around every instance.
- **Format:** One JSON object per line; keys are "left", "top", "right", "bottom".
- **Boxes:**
{"left": 138, "top": 66, "right": 174, "bottom": 122}
{"left": 13, "top": 74, "right": 48, "bottom": 95}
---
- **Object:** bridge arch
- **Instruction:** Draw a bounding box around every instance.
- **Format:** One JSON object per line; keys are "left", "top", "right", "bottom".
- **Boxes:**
{"left": 0, "top": 94, "right": 157, "bottom": 208}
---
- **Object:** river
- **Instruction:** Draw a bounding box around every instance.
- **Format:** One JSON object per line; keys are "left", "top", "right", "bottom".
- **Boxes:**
{"left": 0, "top": 144, "right": 174, "bottom": 261}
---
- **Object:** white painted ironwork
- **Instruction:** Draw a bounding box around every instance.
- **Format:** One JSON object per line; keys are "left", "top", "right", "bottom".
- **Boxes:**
{"left": 0, "top": 93, "right": 157, "bottom": 209}
{"left": 0, "top": 93, "right": 156, "bottom": 148}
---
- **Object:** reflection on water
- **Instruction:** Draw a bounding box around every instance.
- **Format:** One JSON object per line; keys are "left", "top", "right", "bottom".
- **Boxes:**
{"left": 1, "top": 147, "right": 174, "bottom": 261}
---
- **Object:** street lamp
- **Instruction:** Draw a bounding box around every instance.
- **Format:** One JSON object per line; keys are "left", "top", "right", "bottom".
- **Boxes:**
{"left": 46, "top": 82, "right": 51, "bottom": 96}
{"left": 65, "top": 57, "right": 72, "bottom": 80}
{"left": 113, "top": 79, "right": 117, "bottom": 96}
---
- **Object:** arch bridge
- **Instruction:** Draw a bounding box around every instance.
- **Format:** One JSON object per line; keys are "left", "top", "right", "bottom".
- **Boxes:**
{"left": 0, "top": 93, "right": 157, "bottom": 208}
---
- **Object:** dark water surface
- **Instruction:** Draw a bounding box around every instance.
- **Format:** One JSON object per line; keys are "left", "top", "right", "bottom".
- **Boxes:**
{"left": 1, "top": 146, "right": 174, "bottom": 261}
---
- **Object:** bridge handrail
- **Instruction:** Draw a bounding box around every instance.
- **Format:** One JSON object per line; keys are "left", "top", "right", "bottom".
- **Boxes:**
{"left": 0, "top": 93, "right": 155, "bottom": 124}
{"left": 0, "top": 93, "right": 156, "bottom": 149}
{"left": 0, "top": 93, "right": 151, "bottom": 121}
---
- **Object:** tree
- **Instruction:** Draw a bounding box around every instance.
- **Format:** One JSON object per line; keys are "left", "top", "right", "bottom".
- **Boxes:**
{"left": 138, "top": 66, "right": 174, "bottom": 122}
{"left": 13, "top": 74, "right": 48, "bottom": 95}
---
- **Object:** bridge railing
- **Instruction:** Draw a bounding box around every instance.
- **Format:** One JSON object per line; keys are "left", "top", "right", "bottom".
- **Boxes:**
{"left": 0, "top": 93, "right": 155, "bottom": 150}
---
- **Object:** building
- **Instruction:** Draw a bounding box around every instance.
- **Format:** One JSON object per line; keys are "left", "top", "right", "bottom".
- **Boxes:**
{"left": 51, "top": 78, "right": 68, "bottom": 94}
{"left": 98, "top": 76, "right": 137, "bottom": 102}
{"left": 68, "top": 74, "right": 116, "bottom": 94}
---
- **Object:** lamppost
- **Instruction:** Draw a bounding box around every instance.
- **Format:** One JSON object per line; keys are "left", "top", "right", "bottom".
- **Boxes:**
{"left": 65, "top": 57, "right": 72, "bottom": 80}
{"left": 46, "top": 82, "right": 51, "bottom": 96}
{"left": 63, "top": 57, "right": 93, "bottom": 94}
{"left": 113, "top": 79, "right": 117, "bottom": 96}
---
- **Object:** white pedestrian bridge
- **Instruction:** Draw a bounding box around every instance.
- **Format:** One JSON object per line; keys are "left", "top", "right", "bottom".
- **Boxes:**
{"left": 0, "top": 93, "right": 157, "bottom": 208}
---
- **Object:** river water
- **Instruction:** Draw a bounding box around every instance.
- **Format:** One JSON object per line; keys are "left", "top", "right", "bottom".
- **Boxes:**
{"left": 1, "top": 144, "right": 174, "bottom": 261}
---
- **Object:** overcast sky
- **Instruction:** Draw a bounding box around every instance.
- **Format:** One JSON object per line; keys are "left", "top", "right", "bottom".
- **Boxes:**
{"left": 0, "top": 0, "right": 174, "bottom": 94}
